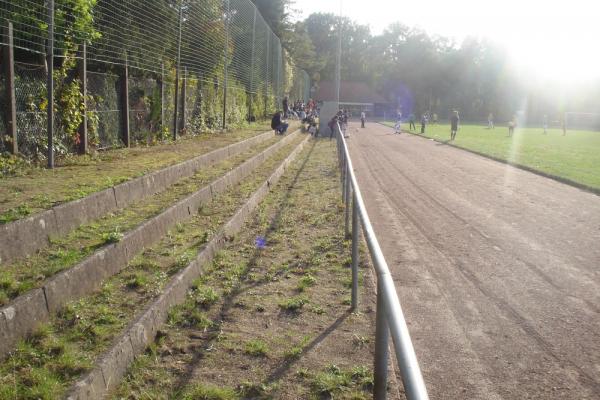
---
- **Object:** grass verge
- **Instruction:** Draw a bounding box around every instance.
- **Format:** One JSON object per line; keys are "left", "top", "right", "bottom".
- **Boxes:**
{"left": 382, "top": 121, "right": 600, "bottom": 190}
{"left": 110, "top": 139, "right": 376, "bottom": 400}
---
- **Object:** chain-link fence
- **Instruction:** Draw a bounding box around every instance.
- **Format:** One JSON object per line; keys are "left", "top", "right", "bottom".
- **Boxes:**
{"left": 0, "top": 0, "right": 311, "bottom": 159}
{"left": 87, "top": 71, "right": 121, "bottom": 149}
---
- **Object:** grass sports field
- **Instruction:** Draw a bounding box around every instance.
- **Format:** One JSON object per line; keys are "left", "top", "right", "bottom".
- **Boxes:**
{"left": 381, "top": 121, "right": 600, "bottom": 191}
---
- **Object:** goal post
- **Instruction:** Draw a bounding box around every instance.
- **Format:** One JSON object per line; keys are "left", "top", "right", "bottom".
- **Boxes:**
{"left": 564, "top": 112, "right": 600, "bottom": 134}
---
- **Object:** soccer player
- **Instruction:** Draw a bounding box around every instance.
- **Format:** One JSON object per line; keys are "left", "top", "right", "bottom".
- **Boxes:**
{"left": 409, "top": 113, "right": 416, "bottom": 130}
{"left": 508, "top": 116, "right": 516, "bottom": 137}
{"left": 420, "top": 113, "right": 427, "bottom": 134}
{"left": 488, "top": 113, "right": 494, "bottom": 129}
{"left": 360, "top": 111, "right": 366, "bottom": 128}
{"left": 394, "top": 112, "right": 402, "bottom": 134}
{"left": 542, "top": 114, "right": 548, "bottom": 134}
{"left": 450, "top": 110, "right": 459, "bottom": 140}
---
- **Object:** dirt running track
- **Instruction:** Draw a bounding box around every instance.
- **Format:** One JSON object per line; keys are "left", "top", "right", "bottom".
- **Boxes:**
{"left": 345, "top": 122, "right": 600, "bottom": 399}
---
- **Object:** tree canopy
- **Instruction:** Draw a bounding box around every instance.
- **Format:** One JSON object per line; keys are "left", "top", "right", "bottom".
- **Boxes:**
{"left": 282, "top": 9, "right": 600, "bottom": 123}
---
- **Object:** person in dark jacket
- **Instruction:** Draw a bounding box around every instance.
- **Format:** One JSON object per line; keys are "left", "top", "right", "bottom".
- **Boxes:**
{"left": 328, "top": 115, "right": 338, "bottom": 139}
{"left": 271, "top": 111, "right": 288, "bottom": 135}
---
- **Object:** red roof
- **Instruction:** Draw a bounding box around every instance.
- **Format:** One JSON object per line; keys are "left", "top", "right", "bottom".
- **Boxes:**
{"left": 315, "top": 81, "right": 388, "bottom": 104}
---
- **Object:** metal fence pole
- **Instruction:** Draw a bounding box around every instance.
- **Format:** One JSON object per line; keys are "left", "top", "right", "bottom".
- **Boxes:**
{"left": 374, "top": 279, "right": 390, "bottom": 399}
{"left": 173, "top": 1, "right": 183, "bottom": 139}
{"left": 265, "top": 33, "right": 270, "bottom": 117}
{"left": 160, "top": 62, "right": 165, "bottom": 130}
{"left": 344, "top": 165, "right": 351, "bottom": 237}
{"left": 3, "top": 20, "right": 17, "bottom": 155}
{"left": 248, "top": 6, "right": 256, "bottom": 120}
{"left": 77, "top": 42, "right": 87, "bottom": 154}
{"left": 181, "top": 66, "right": 187, "bottom": 133}
{"left": 222, "top": 0, "right": 230, "bottom": 130}
{"left": 47, "top": 0, "right": 55, "bottom": 168}
{"left": 120, "top": 55, "right": 130, "bottom": 147}
{"left": 351, "top": 191, "right": 359, "bottom": 310}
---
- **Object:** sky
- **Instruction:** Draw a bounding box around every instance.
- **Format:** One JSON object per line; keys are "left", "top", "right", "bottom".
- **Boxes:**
{"left": 294, "top": 0, "right": 600, "bottom": 83}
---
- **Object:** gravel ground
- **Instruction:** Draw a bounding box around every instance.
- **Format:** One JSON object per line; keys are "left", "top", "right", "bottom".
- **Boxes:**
{"left": 346, "top": 122, "right": 600, "bottom": 400}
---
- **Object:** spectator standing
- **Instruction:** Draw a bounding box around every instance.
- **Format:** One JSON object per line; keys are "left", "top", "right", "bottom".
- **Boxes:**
{"left": 421, "top": 113, "right": 428, "bottom": 134}
{"left": 328, "top": 115, "right": 338, "bottom": 139}
{"left": 361, "top": 111, "right": 366, "bottom": 128}
{"left": 282, "top": 97, "right": 289, "bottom": 117}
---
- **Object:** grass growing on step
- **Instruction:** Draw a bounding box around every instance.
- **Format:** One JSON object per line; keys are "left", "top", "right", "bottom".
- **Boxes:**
{"left": 181, "top": 384, "right": 239, "bottom": 400}
{"left": 284, "top": 335, "right": 311, "bottom": 360}
{"left": 304, "top": 364, "right": 374, "bottom": 399}
{"left": 279, "top": 296, "right": 308, "bottom": 312}
{"left": 244, "top": 340, "right": 269, "bottom": 357}
{"left": 0, "top": 122, "right": 277, "bottom": 221}
{"left": 102, "top": 227, "right": 124, "bottom": 244}
{"left": 0, "top": 138, "right": 306, "bottom": 398}
{"left": 0, "top": 136, "right": 282, "bottom": 306}
{"left": 297, "top": 273, "right": 317, "bottom": 292}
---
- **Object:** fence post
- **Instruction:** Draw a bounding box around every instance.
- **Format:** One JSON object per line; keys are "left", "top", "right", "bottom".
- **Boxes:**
{"left": 222, "top": 0, "right": 230, "bottom": 130}
{"left": 160, "top": 62, "right": 165, "bottom": 130}
{"left": 120, "top": 55, "right": 130, "bottom": 147}
{"left": 173, "top": 1, "right": 183, "bottom": 139}
{"left": 47, "top": 0, "right": 55, "bottom": 168}
{"left": 181, "top": 66, "right": 187, "bottom": 133}
{"left": 248, "top": 6, "right": 256, "bottom": 121}
{"left": 3, "top": 20, "right": 17, "bottom": 155}
{"left": 374, "top": 279, "right": 390, "bottom": 400}
{"left": 351, "top": 191, "right": 359, "bottom": 310}
{"left": 265, "top": 34, "right": 270, "bottom": 117}
{"left": 77, "top": 42, "right": 87, "bottom": 154}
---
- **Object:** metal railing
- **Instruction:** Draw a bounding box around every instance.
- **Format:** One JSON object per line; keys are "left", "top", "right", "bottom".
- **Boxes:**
{"left": 335, "top": 122, "right": 429, "bottom": 400}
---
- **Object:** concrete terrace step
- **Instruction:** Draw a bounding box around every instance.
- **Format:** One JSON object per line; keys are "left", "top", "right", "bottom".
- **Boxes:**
{"left": 0, "top": 130, "right": 303, "bottom": 360}
{"left": 66, "top": 135, "right": 311, "bottom": 400}
{"left": 0, "top": 129, "right": 279, "bottom": 265}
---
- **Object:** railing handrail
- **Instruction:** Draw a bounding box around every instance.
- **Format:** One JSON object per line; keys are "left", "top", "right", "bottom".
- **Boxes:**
{"left": 335, "top": 122, "right": 429, "bottom": 400}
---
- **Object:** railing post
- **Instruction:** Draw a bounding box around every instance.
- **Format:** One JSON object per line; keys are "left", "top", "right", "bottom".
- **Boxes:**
{"left": 120, "top": 55, "right": 130, "bottom": 147}
{"left": 341, "top": 157, "right": 347, "bottom": 202}
{"left": 3, "top": 20, "right": 17, "bottom": 155}
{"left": 47, "top": 0, "right": 55, "bottom": 168}
{"left": 374, "top": 279, "right": 390, "bottom": 399}
{"left": 344, "top": 166, "right": 351, "bottom": 237}
{"left": 77, "top": 42, "right": 87, "bottom": 154}
{"left": 351, "top": 191, "right": 359, "bottom": 310}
